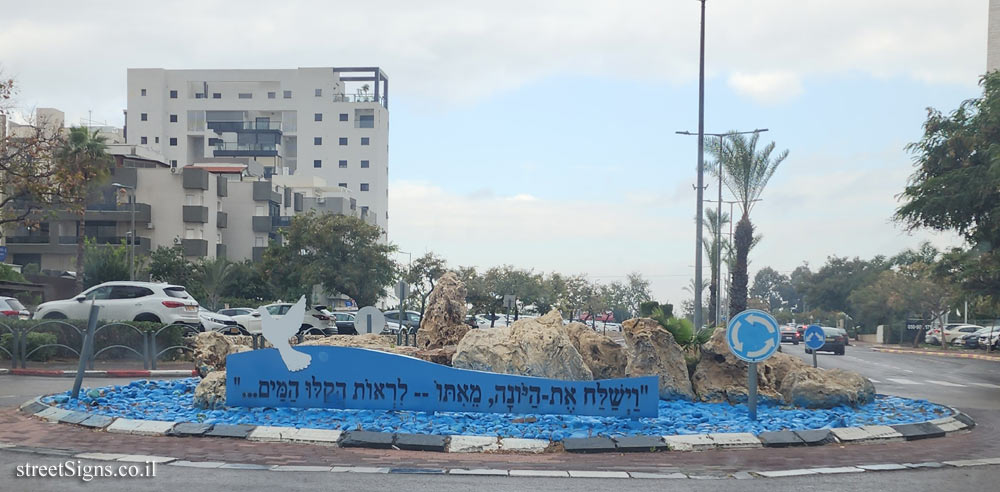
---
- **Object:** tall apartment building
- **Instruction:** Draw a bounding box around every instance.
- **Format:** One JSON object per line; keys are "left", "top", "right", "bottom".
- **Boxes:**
{"left": 125, "top": 67, "right": 389, "bottom": 233}
{"left": 991, "top": 0, "right": 1000, "bottom": 72}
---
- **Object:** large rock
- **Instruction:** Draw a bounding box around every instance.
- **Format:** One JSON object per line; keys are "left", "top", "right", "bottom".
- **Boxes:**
{"left": 299, "top": 333, "right": 420, "bottom": 357}
{"left": 563, "top": 322, "right": 628, "bottom": 379}
{"left": 193, "top": 370, "right": 227, "bottom": 409}
{"left": 690, "top": 328, "right": 782, "bottom": 403}
{"left": 192, "top": 332, "right": 251, "bottom": 377}
{"left": 452, "top": 309, "right": 593, "bottom": 380}
{"left": 780, "top": 367, "right": 876, "bottom": 409}
{"left": 765, "top": 351, "right": 809, "bottom": 393}
{"left": 416, "top": 272, "right": 469, "bottom": 350}
{"left": 414, "top": 345, "right": 457, "bottom": 366}
{"left": 621, "top": 318, "right": 695, "bottom": 400}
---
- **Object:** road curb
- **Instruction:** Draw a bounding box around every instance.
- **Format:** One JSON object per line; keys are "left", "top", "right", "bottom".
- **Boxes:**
{"left": 869, "top": 347, "right": 1000, "bottom": 361}
{"left": 0, "top": 438, "right": 996, "bottom": 479}
{"left": 15, "top": 394, "right": 975, "bottom": 456}
{"left": 0, "top": 368, "right": 197, "bottom": 378}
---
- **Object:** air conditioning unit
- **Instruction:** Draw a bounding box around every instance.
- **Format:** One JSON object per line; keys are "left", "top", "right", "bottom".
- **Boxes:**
{"left": 145, "top": 223, "right": 155, "bottom": 230}
{"left": 170, "top": 166, "right": 180, "bottom": 174}
{"left": 317, "top": 197, "right": 326, "bottom": 204}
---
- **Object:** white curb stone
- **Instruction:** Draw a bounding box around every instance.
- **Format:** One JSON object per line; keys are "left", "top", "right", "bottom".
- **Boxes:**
{"left": 19, "top": 398, "right": 40, "bottom": 410}
{"left": 628, "top": 472, "right": 688, "bottom": 479}
{"left": 117, "top": 455, "right": 176, "bottom": 464}
{"left": 288, "top": 428, "right": 341, "bottom": 445}
{"left": 756, "top": 469, "right": 819, "bottom": 478}
{"left": 708, "top": 432, "right": 761, "bottom": 449}
{"left": 935, "top": 420, "right": 968, "bottom": 432}
{"left": 811, "top": 466, "right": 864, "bottom": 474}
{"left": 944, "top": 457, "right": 1000, "bottom": 467}
{"left": 131, "top": 420, "right": 176, "bottom": 436}
{"left": 169, "top": 461, "right": 226, "bottom": 468}
{"left": 0, "top": 368, "right": 9, "bottom": 375}
{"left": 75, "top": 453, "right": 128, "bottom": 461}
{"left": 35, "top": 407, "right": 71, "bottom": 422}
{"left": 330, "top": 466, "right": 390, "bottom": 473}
{"left": 152, "top": 370, "right": 196, "bottom": 377}
{"left": 106, "top": 418, "right": 145, "bottom": 434}
{"left": 499, "top": 438, "right": 548, "bottom": 453}
{"left": 663, "top": 434, "right": 715, "bottom": 451}
{"left": 567, "top": 470, "right": 631, "bottom": 478}
{"left": 858, "top": 464, "right": 908, "bottom": 471}
{"left": 271, "top": 465, "right": 333, "bottom": 472}
{"left": 247, "top": 426, "right": 297, "bottom": 442}
{"left": 448, "top": 468, "right": 508, "bottom": 476}
{"left": 449, "top": 435, "right": 500, "bottom": 453}
{"left": 509, "top": 469, "right": 569, "bottom": 478}
{"left": 860, "top": 425, "right": 904, "bottom": 441}
{"left": 0, "top": 442, "right": 15, "bottom": 448}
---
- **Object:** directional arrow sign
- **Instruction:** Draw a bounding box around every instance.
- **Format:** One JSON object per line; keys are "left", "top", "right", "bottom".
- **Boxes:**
{"left": 804, "top": 324, "right": 826, "bottom": 350}
{"left": 726, "top": 309, "right": 781, "bottom": 363}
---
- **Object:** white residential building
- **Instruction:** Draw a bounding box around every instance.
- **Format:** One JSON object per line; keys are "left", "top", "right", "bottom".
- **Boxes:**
{"left": 125, "top": 67, "right": 389, "bottom": 234}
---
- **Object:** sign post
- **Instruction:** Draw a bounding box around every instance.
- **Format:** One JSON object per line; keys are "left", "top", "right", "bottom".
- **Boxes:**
{"left": 726, "top": 309, "right": 780, "bottom": 421}
{"left": 394, "top": 280, "right": 409, "bottom": 318}
{"left": 804, "top": 324, "right": 825, "bottom": 368}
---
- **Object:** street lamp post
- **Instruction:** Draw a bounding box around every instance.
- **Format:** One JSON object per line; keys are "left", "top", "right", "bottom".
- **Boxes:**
{"left": 676, "top": 129, "right": 767, "bottom": 326}
{"left": 112, "top": 182, "right": 136, "bottom": 281}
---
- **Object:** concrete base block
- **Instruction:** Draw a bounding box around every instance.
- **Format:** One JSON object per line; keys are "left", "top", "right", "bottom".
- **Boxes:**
{"left": 663, "top": 434, "right": 715, "bottom": 451}
{"left": 449, "top": 435, "right": 499, "bottom": 453}
{"left": 499, "top": 437, "right": 548, "bottom": 453}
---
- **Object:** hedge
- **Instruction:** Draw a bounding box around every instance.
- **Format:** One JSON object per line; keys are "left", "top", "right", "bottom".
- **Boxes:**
{"left": 0, "top": 319, "right": 195, "bottom": 362}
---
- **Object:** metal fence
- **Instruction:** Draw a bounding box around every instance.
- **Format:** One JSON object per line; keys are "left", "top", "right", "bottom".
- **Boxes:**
{"left": 0, "top": 319, "right": 199, "bottom": 370}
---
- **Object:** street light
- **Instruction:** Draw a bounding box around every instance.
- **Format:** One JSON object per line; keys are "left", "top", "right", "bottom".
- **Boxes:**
{"left": 676, "top": 129, "right": 768, "bottom": 327}
{"left": 111, "top": 182, "right": 136, "bottom": 281}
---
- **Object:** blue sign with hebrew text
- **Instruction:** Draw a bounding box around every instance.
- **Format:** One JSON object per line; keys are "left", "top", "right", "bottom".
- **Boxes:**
{"left": 226, "top": 346, "right": 658, "bottom": 417}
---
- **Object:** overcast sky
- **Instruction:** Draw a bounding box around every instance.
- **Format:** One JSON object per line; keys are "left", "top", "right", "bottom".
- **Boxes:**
{"left": 0, "top": 1, "right": 986, "bottom": 307}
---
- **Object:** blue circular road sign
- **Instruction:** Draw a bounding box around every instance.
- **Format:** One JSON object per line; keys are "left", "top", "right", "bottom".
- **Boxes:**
{"left": 726, "top": 309, "right": 781, "bottom": 363}
{"left": 804, "top": 324, "right": 826, "bottom": 350}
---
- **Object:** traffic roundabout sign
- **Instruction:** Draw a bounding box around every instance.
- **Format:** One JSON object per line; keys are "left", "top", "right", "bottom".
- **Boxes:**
{"left": 726, "top": 309, "right": 781, "bottom": 363}
{"left": 804, "top": 324, "right": 826, "bottom": 351}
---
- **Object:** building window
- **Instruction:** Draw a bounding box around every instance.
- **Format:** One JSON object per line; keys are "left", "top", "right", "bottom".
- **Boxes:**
{"left": 195, "top": 93, "right": 206, "bottom": 99}
{"left": 283, "top": 90, "right": 292, "bottom": 99}
{"left": 314, "top": 88, "right": 322, "bottom": 97}
{"left": 255, "top": 236, "right": 267, "bottom": 247}
{"left": 170, "top": 160, "right": 177, "bottom": 167}
{"left": 339, "top": 113, "right": 348, "bottom": 121}
{"left": 155, "top": 137, "right": 159, "bottom": 144}
{"left": 359, "top": 114, "right": 374, "bottom": 128}
{"left": 313, "top": 159, "right": 322, "bottom": 168}
{"left": 169, "top": 114, "right": 178, "bottom": 123}
{"left": 140, "top": 113, "right": 147, "bottom": 121}
{"left": 361, "top": 137, "right": 370, "bottom": 145}
{"left": 338, "top": 182, "right": 347, "bottom": 188}
{"left": 238, "top": 92, "right": 252, "bottom": 99}
{"left": 339, "top": 160, "right": 347, "bottom": 168}
{"left": 339, "top": 137, "right": 348, "bottom": 146}
{"left": 255, "top": 205, "right": 266, "bottom": 216}
{"left": 314, "top": 137, "right": 322, "bottom": 145}
{"left": 361, "top": 160, "right": 369, "bottom": 168}
{"left": 169, "top": 138, "right": 177, "bottom": 146}
{"left": 140, "top": 137, "right": 147, "bottom": 144}
{"left": 314, "top": 113, "right": 323, "bottom": 121}
{"left": 213, "top": 93, "right": 221, "bottom": 99}
{"left": 169, "top": 90, "right": 178, "bottom": 99}
{"left": 361, "top": 206, "right": 369, "bottom": 215}
{"left": 267, "top": 91, "right": 276, "bottom": 99}
{"left": 360, "top": 183, "right": 369, "bottom": 191}
{"left": 140, "top": 89, "right": 147, "bottom": 96}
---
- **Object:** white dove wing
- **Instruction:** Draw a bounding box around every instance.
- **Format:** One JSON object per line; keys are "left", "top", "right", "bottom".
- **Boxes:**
{"left": 284, "top": 296, "right": 308, "bottom": 333}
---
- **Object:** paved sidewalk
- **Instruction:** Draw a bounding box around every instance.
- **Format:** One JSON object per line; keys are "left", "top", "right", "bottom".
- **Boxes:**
{"left": 1, "top": 406, "right": 997, "bottom": 475}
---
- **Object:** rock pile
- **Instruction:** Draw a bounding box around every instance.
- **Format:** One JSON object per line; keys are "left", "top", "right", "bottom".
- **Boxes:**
{"left": 452, "top": 309, "right": 593, "bottom": 380}
{"left": 415, "top": 272, "right": 469, "bottom": 350}
{"left": 563, "top": 322, "right": 627, "bottom": 379}
{"left": 621, "top": 318, "right": 695, "bottom": 400}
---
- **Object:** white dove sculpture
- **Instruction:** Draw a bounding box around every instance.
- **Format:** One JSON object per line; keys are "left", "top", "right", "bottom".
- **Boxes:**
{"left": 260, "top": 296, "right": 312, "bottom": 372}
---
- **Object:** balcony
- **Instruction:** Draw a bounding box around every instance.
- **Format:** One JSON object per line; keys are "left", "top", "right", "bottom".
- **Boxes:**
{"left": 252, "top": 216, "right": 272, "bottom": 233}
{"left": 216, "top": 211, "right": 228, "bottom": 228}
{"left": 182, "top": 239, "right": 208, "bottom": 257}
{"left": 9, "top": 235, "right": 150, "bottom": 256}
{"left": 216, "top": 243, "right": 227, "bottom": 259}
{"left": 271, "top": 215, "right": 292, "bottom": 230}
{"left": 252, "top": 181, "right": 281, "bottom": 203}
{"left": 212, "top": 142, "right": 279, "bottom": 157}
{"left": 333, "top": 94, "right": 385, "bottom": 105}
{"left": 207, "top": 120, "right": 282, "bottom": 133}
{"left": 183, "top": 205, "right": 209, "bottom": 223}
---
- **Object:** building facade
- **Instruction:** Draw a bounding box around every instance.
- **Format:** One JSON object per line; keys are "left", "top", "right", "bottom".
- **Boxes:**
{"left": 124, "top": 67, "right": 389, "bottom": 234}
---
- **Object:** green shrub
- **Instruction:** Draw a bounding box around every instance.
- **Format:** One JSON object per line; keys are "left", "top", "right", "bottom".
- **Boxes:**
{"left": 0, "top": 319, "right": 195, "bottom": 362}
{"left": 650, "top": 307, "right": 713, "bottom": 351}
{"left": 1, "top": 332, "right": 59, "bottom": 361}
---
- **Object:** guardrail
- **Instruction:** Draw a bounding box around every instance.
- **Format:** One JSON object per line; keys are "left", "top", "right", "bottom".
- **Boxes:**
{"left": 0, "top": 319, "right": 199, "bottom": 370}
{"left": 396, "top": 327, "right": 419, "bottom": 347}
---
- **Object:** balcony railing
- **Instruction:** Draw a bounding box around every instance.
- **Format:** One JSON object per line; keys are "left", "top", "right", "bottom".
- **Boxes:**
{"left": 333, "top": 94, "right": 386, "bottom": 104}
{"left": 207, "top": 121, "right": 282, "bottom": 132}
{"left": 213, "top": 143, "right": 277, "bottom": 152}
{"left": 5, "top": 235, "right": 49, "bottom": 244}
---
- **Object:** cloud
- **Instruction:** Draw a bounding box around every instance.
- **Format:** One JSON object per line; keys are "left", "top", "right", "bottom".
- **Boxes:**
{"left": 0, "top": 0, "right": 987, "bottom": 122}
{"left": 727, "top": 71, "right": 804, "bottom": 104}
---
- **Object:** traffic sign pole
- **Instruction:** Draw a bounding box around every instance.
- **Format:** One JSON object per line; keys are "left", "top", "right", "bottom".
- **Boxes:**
{"left": 812, "top": 349, "right": 817, "bottom": 368}
{"left": 747, "top": 362, "right": 758, "bottom": 421}
{"left": 726, "top": 309, "right": 780, "bottom": 423}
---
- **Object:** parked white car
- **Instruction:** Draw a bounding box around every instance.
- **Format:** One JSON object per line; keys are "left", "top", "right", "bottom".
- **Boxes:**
{"left": 0, "top": 296, "right": 30, "bottom": 320}
{"left": 928, "top": 324, "right": 984, "bottom": 345}
{"left": 259, "top": 302, "right": 334, "bottom": 335}
{"left": 217, "top": 307, "right": 263, "bottom": 335}
{"left": 32, "top": 281, "right": 199, "bottom": 325}
{"left": 198, "top": 308, "right": 241, "bottom": 334}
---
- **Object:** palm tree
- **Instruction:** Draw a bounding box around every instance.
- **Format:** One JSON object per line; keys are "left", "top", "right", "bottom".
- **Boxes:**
{"left": 53, "top": 127, "right": 112, "bottom": 292}
{"left": 709, "top": 132, "right": 788, "bottom": 315}
{"left": 199, "top": 257, "right": 235, "bottom": 310}
{"left": 704, "top": 207, "right": 730, "bottom": 326}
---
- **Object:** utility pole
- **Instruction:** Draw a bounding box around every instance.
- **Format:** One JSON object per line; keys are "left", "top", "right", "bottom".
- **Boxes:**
{"left": 693, "top": 0, "right": 707, "bottom": 331}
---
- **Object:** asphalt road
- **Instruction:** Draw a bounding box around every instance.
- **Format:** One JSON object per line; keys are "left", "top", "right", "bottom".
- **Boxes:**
{"left": 1, "top": 345, "right": 999, "bottom": 489}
